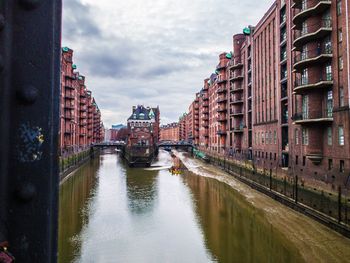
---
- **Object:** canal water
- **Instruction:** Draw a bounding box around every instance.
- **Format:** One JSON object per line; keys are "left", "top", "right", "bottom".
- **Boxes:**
{"left": 59, "top": 150, "right": 305, "bottom": 263}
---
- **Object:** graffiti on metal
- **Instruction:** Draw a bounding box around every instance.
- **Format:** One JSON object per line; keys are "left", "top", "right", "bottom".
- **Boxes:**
{"left": 16, "top": 123, "right": 44, "bottom": 163}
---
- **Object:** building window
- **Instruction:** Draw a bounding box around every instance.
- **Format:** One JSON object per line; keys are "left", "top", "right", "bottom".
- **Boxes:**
{"left": 339, "top": 56, "right": 344, "bottom": 70}
{"left": 274, "top": 130, "right": 277, "bottom": 144}
{"left": 328, "top": 159, "right": 333, "bottom": 170}
{"left": 296, "top": 155, "right": 298, "bottom": 165}
{"left": 302, "top": 0, "right": 307, "bottom": 11}
{"left": 337, "top": 0, "right": 342, "bottom": 16}
{"left": 266, "top": 132, "right": 268, "bottom": 144}
{"left": 301, "top": 68, "right": 308, "bottom": 85}
{"left": 327, "top": 127, "right": 332, "bottom": 146}
{"left": 274, "top": 153, "right": 277, "bottom": 160}
{"left": 338, "top": 28, "right": 343, "bottom": 42}
{"left": 301, "top": 21, "right": 307, "bottom": 34}
{"left": 339, "top": 126, "right": 345, "bottom": 145}
{"left": 302, "top": 95, "right": 309, "bottom": 119}
{"left": 325, "top": 63, "right": 332, "bottom": 81}
{"left": 340, "top": 87, "right": 345, "bottom": 107}
{"left": 295, "top": 128, "right": 299, "bottom": 145}
{"left": 303, "top": 156, "right": 306, "bottom": 166}
{"left": 340, "top": 160, "right": 345, "bottom": 173}
{"left": 302, "top": 128, "right": 308, "bottom": 145}
{"left": 262, "top": 132, "right": 264, "bottom": 144}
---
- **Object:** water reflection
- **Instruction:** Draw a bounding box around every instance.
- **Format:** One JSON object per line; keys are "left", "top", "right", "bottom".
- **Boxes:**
{"left": 59, "top": 151, "right": 306, "bottom": 263}
{"left": 58, "top": 157, "right": 100, "bottom": 263}
{"left": 126, "top": 167, "right": 159, "bottom": 215}
{"left": 183, "top": 173, "right": 305, "bottom": 263}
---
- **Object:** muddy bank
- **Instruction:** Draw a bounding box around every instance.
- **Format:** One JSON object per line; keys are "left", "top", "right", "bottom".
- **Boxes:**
{"left": 175, "top": 151, "right": 350, "bottom": 263}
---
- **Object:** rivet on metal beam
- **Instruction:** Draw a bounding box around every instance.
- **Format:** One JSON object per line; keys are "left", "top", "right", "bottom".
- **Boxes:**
{"left": 16, "top": 183, "right": 36, "bottom": 202}
{"left": 0, "top": 14, "right": 4, "bottom": 31}
{"left": 19, "top": 0, "right": 42, "bottom": 10}
{"left": 17, "top": 85, "right": 39, "bottom": 104}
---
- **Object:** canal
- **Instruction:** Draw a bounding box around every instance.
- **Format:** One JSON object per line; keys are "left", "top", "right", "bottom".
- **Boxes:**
{"left": 59, "top": 150, "right": 350, "bottom": 263}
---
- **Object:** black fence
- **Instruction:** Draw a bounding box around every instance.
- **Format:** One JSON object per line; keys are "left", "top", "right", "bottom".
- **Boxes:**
{"left": 206, "top": 153, "right": 350, "bottom": 228}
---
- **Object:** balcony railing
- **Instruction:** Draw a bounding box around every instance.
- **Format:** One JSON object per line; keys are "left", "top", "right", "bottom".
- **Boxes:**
{"left": 230, "top": 74, "right": 244, "bottom": 81}
{"left": 293, "top": 109, "right": 333, "bottom": 124}
{"left": 293, "top": 46, "right": 332, "bottom": 70}
{"left": 228, "top": 60, "right": 243, "bottom": 69}
{"left": 294, "top": 73, "right": 333, "bottom": 93}
{"left": 217, "top": 107, "right": 227, "bottom": 112}
{"left": 230, "top": 85, "right": 243, "bottom": 92}
{"left": 217, "top": 76, "right": 227, "bottom": 84}
{"left": 231, "top": 96, "right": 243, "bottom": 104}
{"left": 217, "top": 97, "right": 227, "bottom": 103}
{"left": 231, "top": 111, "right": 244, "bottom": 116}
{"left": 293, "top": 0, "right": 331, "bottom": 25}
{"left": 217, "top": 87, "right": 227, "bottom": 93}
{"left": 293, "top": 19, "right": 332, "bottom": 49}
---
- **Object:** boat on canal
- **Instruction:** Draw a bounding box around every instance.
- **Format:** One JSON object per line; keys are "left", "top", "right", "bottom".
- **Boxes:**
{"left": 123, "top": 105, "right": 160, "bottom": 167}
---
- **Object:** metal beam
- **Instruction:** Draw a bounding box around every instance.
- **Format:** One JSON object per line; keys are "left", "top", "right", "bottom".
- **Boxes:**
{"left": 0, "top": 0, "right": 62, "bottom": 261}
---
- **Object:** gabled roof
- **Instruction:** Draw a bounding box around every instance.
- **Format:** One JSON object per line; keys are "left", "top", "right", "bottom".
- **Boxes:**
{"left": 128, "top": 105, "right": 155, "bottom": 121}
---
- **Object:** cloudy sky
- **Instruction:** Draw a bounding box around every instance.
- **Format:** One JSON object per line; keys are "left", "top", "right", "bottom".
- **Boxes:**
{"left": 62, "top": 0, "right": 274, "bottom": 127}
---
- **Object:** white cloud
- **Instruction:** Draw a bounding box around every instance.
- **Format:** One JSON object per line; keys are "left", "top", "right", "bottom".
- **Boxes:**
{"left": 63, "top": 0, "right": 274, "bottom": 127}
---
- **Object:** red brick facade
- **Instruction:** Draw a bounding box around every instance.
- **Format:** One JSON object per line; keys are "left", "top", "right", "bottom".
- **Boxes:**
{"left": 185, "top": 0, "right": 350, "bottom": 191}
{"left": 160, "top": 123, "right": 180, "bottom": 141}
{"left": 60, "top": 47, "right": 104, "bottom": 156}
{"left": 127, "top": 105, "right": 160, "bottom": 146}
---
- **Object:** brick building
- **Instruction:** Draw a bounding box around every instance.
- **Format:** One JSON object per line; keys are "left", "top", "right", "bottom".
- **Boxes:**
{"left": 60, "top": 47, "right": 104, "bottom": 156}
{"left": 186, "top": 0, "right": 350, "bottom": 191}
{"left": 160, "top": 123, "right": 180, "bottom": 141}
{"left": 127, "top": 105, "right": 160, "bottom": 146}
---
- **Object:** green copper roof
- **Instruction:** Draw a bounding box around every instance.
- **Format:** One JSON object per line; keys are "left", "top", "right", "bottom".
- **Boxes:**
{"left": 243, "top": 27, "right": 251, "bottom": 35}
{"left": 215, "top": 70, "right": 219, "bottom": 75}
{"left": 226, "top": 52, "right": 232, "bottom": 59}
{"left": 62, "top": 47, "right": 69, "bottom": 52}
{"left": 72, "top": 64, "right": 77, "bottom": 69}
